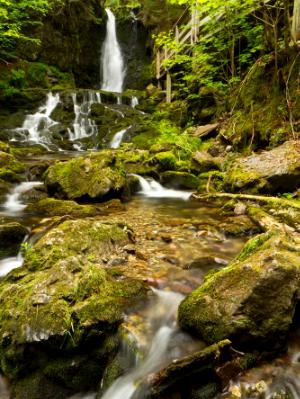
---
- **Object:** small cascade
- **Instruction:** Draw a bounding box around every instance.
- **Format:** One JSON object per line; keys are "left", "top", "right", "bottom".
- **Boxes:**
{"left": 68, "top": 92, "right": 102, "bottom": 141}
{"left": 101, "top": 9, "right": 125, "bottom": 93}
{"left": 13, "top": 92, "right": 60, "bottom": 147}
{"left": 131, "top": 174, "right": 191, "bottom": 200}
{"left": 100, "top": 289, "right": 183, "bottom": 399}
{"left": 131, "top": 96, "right": 139, "bottom": 108}
{"left": 2, "top": 181, "right": 43, "bottom": 214}
{"left": 0, "top": 253, "right": 24, "bottom": 277}
{"left": 109, "top": 126, "right": 132, "bottom": 149}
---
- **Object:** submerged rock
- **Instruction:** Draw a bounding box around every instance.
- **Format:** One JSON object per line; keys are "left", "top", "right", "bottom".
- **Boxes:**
{"left": 0, "top": 218, "right": 148, "bottom": 398}
{"left": 179, "top": 232, "right": 300, "bottom": 352}
{"left": 224, "top": 141, "right": 300, "bottom": 193}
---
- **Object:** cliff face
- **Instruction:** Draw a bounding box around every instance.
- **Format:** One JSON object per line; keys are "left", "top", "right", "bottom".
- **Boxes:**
{"left": 16, "top": 0, "right": 106, "bottom": 88}
{"left": 8, "top": 0, "right": 153, "bottom": 90}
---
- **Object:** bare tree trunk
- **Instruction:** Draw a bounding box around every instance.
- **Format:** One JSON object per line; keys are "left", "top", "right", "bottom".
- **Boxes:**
{"left": 292, "top": 0, "right": 300, "bottom": 42}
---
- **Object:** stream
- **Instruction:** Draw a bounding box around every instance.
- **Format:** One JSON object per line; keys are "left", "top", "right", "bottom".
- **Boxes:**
{"left": 1, "top": 7, "right": 300, "bottom": 399}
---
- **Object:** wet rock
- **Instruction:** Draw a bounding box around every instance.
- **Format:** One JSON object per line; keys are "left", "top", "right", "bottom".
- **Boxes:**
{"left": 161, "top": 171, "right": 199, "bottom": 189}
{"left": 0, "top": 222, "right": 28, "bottom": 258}
{"left": 219, "top": 216, "right": 261, "bottom": 237}
{"left": 145, "top": 340, "right": 232, "bottom": 399}
{"left": 179, "top": 232, "right": 300, "bottom": 352}
{"left": 0, "top": 219, "right": 148, "bottom": 398}
{"left": 44, "top": 151, "right": 127, "bottom": 201}
{"left": 224, "top": 141, "right": 300, "bottom": 193}
{"left": 184, "top": 256, "right": 228, "bottom": 271}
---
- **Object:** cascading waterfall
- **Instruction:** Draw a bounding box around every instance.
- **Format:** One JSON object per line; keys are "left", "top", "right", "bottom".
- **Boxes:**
{"left": 131, "top": 96, "right": 139, "bottom": 108}
{"left": 100, "top": 289, "right": 183, "bottom": 399}
{"left": 101, "top": 9, "right": 125, "bottom": 93}
{"left": 109, "top": 125, "right": 132, "bottom": 149}
{"left": 131, "top": 174, "right": 192, "bottom": 200}
{"left": 68, "top": 92, "right": 102, "bottom": 141}
{"left": 13, "top": 92, "right": 60, "bottom": 147}
{"left": 3, "top": 181, "right": 43, "bottom": 213}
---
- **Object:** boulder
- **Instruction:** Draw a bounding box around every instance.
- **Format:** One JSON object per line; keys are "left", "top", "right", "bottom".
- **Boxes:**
{"left": 44, "top": 151, "right": 127, "bottom": 201}
{"left": 0, "top": 218, "right": 148, "bottom": 398}
{"left": 192, "top": 151, "right": 222, "bottom": 173}
{"left": 161, "top": 171, "right": 199, "bottom": 189}
{"left": 27, "top": 198, "right": 103, "bottom": 217}
{"left": 0, "top": 151, "right": 25, "bottom": 183}
{"left": 224, "top": 141, "right": 300, "bottom": 193}
{"left": 179, "top": 232, "right": 300, "bottom": 352}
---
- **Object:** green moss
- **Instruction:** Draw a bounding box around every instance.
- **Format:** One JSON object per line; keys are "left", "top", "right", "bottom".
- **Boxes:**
{"left": 236, "top": 231, "right": 275, "bottom": 261}
{"left": 27, "top": 198, "right": 100, "bottom": 217}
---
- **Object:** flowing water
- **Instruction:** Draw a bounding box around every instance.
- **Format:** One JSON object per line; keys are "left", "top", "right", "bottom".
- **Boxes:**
{"left": 101, "top": 9, "right": 125, "bottom": 93}
{"left": 110, "top": 126, "right": 132, "bottom": 148}
{"left": 68, "top": 92, "right": 102, "bottom": 142}
{"left": 131, "top": 96, "right": 139, "bottom": 108}
{"left": 2, "top": 181, "right": 43, "bottom": 214}
{"left": 132, "top": 174, "right": 192, "bottom": 200}
{"left": 100, "top": 290, "right": 184, "bottom": 399}
{"left": 12, "top": 92, "right": 60, "bottom": 149}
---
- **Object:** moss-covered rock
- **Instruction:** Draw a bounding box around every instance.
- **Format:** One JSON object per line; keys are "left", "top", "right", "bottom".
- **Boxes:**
{"left": 0, "top": 218, "right": 148, "bottom": 398}
{"left": 224, "top": 141, "right": 300, "bottom": 194}
{"left": 0, "top": 151, "right": 25, "bottom": 183}
{"left": 161, "top": 171, "right": 199, "bottom": 189}
{"left": 44, "top": 151, "right": 127, "bottom": 201}
{"left": 178, "top": 232, "right": 300, "bottom": 352}
{"left": 27, "top": 198, "right": 102, "bottom": 217}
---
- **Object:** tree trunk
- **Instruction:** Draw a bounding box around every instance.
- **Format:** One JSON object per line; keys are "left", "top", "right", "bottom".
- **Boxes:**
{"left": 292, "top": 0, "right": 300, "bottom": 42}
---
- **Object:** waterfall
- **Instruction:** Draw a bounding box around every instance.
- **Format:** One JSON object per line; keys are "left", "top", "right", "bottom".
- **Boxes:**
{"left": 3, "top": 181, "right": 43, "bottom": 213}
{"left": 109, "top": 125, "right": 132, "bottom": 149}
{"left": 101, "top": 9, "right": 125, "bottom": 93}
{"left": 131, "top": 96, "right": 139, "bottom": 108}
{"left": 131, "top": 174, "right": 192, "bottom": 200}
{"left": 13, "top": 92, "right": 60, "bottom": 147}
{"left": 68, "top": 92, "right": 102, "bottom": 141}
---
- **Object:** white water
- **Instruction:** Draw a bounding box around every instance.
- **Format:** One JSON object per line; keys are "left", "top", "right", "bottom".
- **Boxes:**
{"left": 131, "top": 96, "right": 139, "bottom": 108}
{"left": 3, "top": 181, "right": 43, "bottom": 213}
{"left": 0, "top": 253, "right": 24, "bottom": 277}
{"left": 131, "top": 174, "right": 191, "bottom": 200}
{"left": 13, "top": 92, "right": 60, "bottom": 147}
{"left": 68, "top": 92, "right": 102, "bottom": 141}
{"left": 109, "top": 125, "right": 132, "bottom": 149}
{"left": 101, "top": 9, "right": 125, "bottom": 93}
{"left": 100, "top": 289, "right": 183, "bottom": 399}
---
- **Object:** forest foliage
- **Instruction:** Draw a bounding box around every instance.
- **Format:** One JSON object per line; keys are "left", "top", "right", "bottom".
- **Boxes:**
{"left": 0, "top": 0, "right": 62, "bottom": 54}
{"left": 155, "top": 0, "right": 296, "bottom": 96}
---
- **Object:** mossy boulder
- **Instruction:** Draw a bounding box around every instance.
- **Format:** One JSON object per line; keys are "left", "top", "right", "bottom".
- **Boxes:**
{"left": 192, "top": 151, "right": 222, "bottom": 174}
{"left": 27, "top": 198, "right": 102, "bottom": 217}
{"left": 161, "top": 171, "right": 199, "bottom": 189}
{"left": 0, "top": 218, "right": 148, "bottom": 398}
{"left": 0, "top": 151, "right": 25, "bottom": 183}
{"left": 44, "top": 151, "right": 127, "bottom": 201}
{"left": 179, "top": 232, "right": 300, "bottom": 352}
{"left": 0, "top": 222, "right": 28, "bottom": 258}
{"left": 224, "top": 141, "right": 300, "bottom": 193}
